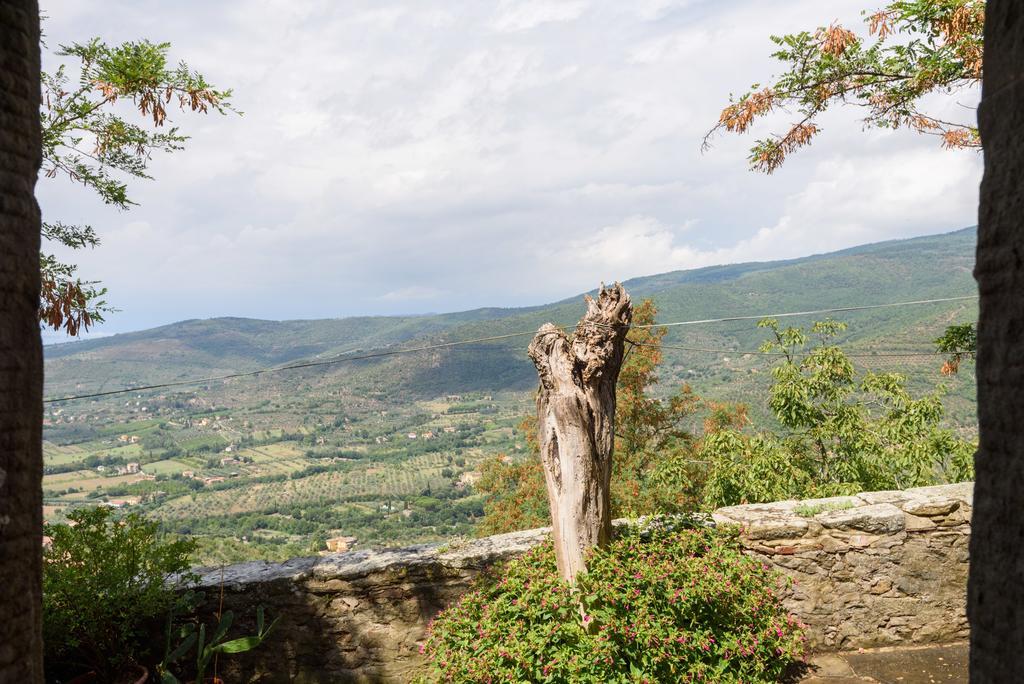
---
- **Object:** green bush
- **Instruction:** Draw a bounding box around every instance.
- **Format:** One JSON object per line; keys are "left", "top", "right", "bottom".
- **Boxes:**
{"left": 43, "top": 507, "right": 197, "bottom": 682}
{"left": 418, "top": 524, "right": 806, "bottom": 683}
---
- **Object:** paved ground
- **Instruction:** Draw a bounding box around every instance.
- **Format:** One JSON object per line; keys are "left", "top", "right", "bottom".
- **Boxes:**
{"left": 800, "top": 642, "right": 967, "bottom": 684}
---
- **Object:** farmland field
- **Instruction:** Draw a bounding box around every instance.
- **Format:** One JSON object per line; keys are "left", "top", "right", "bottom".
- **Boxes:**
{"left": 40, "top": 383, "right": 522, "bottom": 564}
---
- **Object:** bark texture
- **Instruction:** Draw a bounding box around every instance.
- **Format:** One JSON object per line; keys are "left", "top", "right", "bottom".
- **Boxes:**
{"left": 969, "top": 2, "right": 1024, "bottom": 680}
{"left": 0, "top": 1, "right": 44, "bottom": 682}
{"left": 528, "top": 283, "right": 631, "bottom": 583}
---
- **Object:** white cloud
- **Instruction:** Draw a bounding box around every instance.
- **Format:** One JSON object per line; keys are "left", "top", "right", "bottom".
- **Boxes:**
{"left": 491, "top": 0, "right": 589, "bottom": 32}
{"left": 36, "top": 0, "right": 982, "bottom": 335}
{"left": 377, "top": 286, "right": 446, "bottom": 302}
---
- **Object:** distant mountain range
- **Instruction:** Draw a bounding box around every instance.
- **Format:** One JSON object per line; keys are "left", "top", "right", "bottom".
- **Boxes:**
{"left": 45, "top": 227, "right": 979, "bottom": 422}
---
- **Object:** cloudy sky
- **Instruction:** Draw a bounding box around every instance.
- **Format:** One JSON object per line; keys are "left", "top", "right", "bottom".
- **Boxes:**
{"left": 39, "top": 0, "right": 982, "bottom": 338}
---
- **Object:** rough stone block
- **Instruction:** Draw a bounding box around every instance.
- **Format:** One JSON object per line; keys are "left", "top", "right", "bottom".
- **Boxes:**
{"left": 903, "top": 513, "right": 938, "bottom": 532}
{"left": 816, "top": 503, "right": 905, "bottom": 534}
{"left": 743, "top": 517, "right": 810, "bottom": 540}
{"left": 902, "top": 497, "right": 960, "bottom": 517}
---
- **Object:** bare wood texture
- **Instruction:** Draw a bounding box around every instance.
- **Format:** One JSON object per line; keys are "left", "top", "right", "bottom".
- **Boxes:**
{"left": 0, "top": 1, "right": 44, "bottom": 682}
{"left": 969, "top": 2, "right": 1024, "bottom": 680}
{"left": 527, "top": 283, "right": 631, "bottom": 583}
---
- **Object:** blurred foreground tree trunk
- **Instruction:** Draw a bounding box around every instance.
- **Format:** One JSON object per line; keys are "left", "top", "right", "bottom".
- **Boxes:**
{"left": 0, "top": 0, "right": 45, "bottom": 682}
{"left": 528, "top": 284, "right": 631, "bottom": 584}
{"left": 969, "top": 1, "right": 1024, "bottom": 680}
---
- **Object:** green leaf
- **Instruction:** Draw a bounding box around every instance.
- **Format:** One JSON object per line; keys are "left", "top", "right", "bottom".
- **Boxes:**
{"left": 166, "top": 631, "right": 197, "bottom": 663}
{"left": 210, "top": 610, "right": 234, "bottom": 645}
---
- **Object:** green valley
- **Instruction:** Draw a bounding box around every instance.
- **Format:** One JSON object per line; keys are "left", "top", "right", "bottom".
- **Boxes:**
{"left": 42, "top": 227, "right": 979, "bottom": 564}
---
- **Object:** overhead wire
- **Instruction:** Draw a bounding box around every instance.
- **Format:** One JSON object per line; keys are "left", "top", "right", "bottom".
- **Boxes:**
{"left": 645, "top": 342, "right": 947, "bottom": 358}
{"left": 627, "top": 295, "right": 978, "bottom": 329}
{"left": 43, "top": 294, "right": 975, "bottom": 404}
{"left": 43, "top": 330, "right": 558, "bottom": 404}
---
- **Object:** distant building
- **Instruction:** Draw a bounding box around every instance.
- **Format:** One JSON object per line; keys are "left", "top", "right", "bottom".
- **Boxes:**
{"left": 459, "top": 471, "right": 482, "bottom": 488}
{"left": 325, "top": 536, "right": 357, "bottom": 553}
{"left": 407, "top": 432, "right": 417, "bottom": 439}
{"left": 125, "top": 462, "right": 140, "bottom": 474}
{"left": 220, "top": 457, "right": 239, "bottom": 466}
{"left": 443, "top": 426, "right": 456, "bottom": 433}
{"left": 203, "top": 476, "right": 226, "bottom": 485}
{"left": 422, "top": 431, "right": 435, "bottom": 440}
{"left": 182, "top": 470, "right": 195, "bottom": 479}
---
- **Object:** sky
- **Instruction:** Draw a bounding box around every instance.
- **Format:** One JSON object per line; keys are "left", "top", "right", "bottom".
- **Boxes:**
{"left": 38, "top": 0, "right": 982, "bottom": 340}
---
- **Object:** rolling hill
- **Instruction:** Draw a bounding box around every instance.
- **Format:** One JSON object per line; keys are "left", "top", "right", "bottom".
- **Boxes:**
{"left": 45, "top": 226, "right": 978, "bottom": 408}
{"left": 41, "top": 226, "right": 980, "bottom": 562}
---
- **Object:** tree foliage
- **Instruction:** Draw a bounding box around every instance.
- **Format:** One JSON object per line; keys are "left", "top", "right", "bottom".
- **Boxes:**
{"left": 481, "top": 313, "right": 976, "bottom": 527}
{"left": 43, "top": 507, "right": 197, "bottom": 681}
{"left": 40, "top": 37, "right": 235, "bottom": 335}
{"left": 700, "top": 318, "right": 975, "bottom": 507}
{"left": 935, "top": 321, "right": 977, "bottom": 374}
{"left": 475, "top": 417, "right": 550, "bottom": 536}
{"left": 610, "top": 300, "right": 704, "bottom": 515}
{"left": 706, "top": 0, "right": 984, "bottom": 172}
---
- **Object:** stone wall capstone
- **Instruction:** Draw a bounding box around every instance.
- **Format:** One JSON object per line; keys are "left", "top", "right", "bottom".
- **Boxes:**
{"left": 194, "top": 482, "right": 972, "bottom": 683}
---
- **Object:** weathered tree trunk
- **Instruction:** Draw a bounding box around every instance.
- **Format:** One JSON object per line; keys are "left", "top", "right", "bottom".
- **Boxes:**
{"left": 528, "top": 283, "right": 631, "bottom": 584}
{"left": 0, "top": 1, "right": 45, "bottom": 682}
{"left": 969, "top": 2, "right": 1024, "bottom": 680}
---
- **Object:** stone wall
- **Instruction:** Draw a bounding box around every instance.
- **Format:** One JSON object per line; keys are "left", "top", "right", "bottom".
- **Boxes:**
{"left": 195, "top": 482, "right": 972, "bottom": 683}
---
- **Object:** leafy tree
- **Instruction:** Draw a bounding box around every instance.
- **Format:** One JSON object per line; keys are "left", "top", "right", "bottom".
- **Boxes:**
{"left": 475, "top": 421, "right": 549, "bottom": 536}
{"left": 935, "top": 321, "right": 977, "bottom": 374}
{"left": 483, "top": 315, "right": 976, "bottom": 521}
{"left": 43, "top": 506, "right": 197, "bottom": 681}
{"left": 610, "top": 299, "right": 703, "bottom": 515}
{"left": 40, "top": 36, "right": 235, "bottom": 335}
{"left": 700, "top": 318, "right": 975, "bottom": 507}
{"left": 706, "top": 0, "right": 984, "bottom": 173}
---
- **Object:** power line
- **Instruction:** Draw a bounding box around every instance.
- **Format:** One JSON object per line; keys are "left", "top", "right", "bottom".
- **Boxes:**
{"left": 629, "top": 295, "right": 977, "bottom": 329}
{"left": 43, "top": 330, "right": 554, "bottom": 404}
{"left": 647, "top": 342, "right": 947, "bottom": 358}
{"left": 43, "top": 294, "right": 974, "bottom": 404}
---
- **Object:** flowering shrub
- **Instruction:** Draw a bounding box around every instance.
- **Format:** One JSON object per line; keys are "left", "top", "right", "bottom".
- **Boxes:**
{"left": 418, "top": 524, "right": 806, "bottom": 683}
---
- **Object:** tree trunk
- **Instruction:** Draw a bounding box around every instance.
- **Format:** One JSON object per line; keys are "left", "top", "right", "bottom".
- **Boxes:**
{"left": 0, "top": 1, "right": 44, "bottom": 682}
{"left": 969, "top": 2, "right": 1024, "bottom": 680}
{"left": 527, "top": 283, "right": 631, "bottom": 584}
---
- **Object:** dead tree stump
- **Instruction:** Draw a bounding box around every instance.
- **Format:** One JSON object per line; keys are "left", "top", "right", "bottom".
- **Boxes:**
{"left": 527, "top": 283, "right": 632, "bottom": 584}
